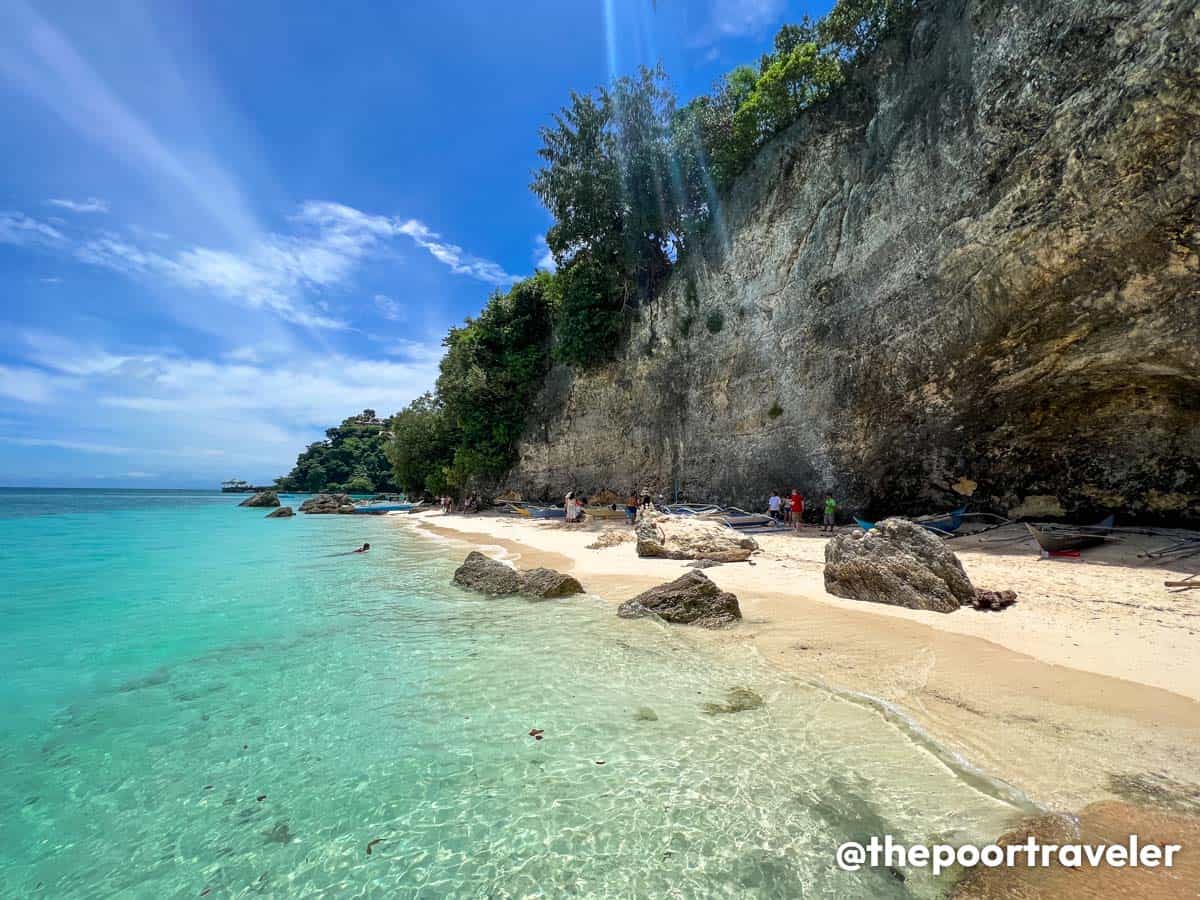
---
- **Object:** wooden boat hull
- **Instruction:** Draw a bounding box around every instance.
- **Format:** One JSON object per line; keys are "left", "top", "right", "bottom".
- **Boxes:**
{"left": 584, "top": 506, "right": 626, "bottom": 519}
{"left": 1025, "top": 515, "right": 1115, "bottom": 553}
{"left": 855, "top": 507, "right": 968, "bottom": 533}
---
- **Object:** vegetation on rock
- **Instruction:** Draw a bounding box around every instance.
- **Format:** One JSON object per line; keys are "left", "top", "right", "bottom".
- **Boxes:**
{"left": 275, "top": 410, "right": 396, "bottom": 493}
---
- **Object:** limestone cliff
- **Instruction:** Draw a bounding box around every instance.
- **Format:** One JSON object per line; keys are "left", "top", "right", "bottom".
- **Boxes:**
{"left": 511, "top": 0, "right": 1200, "bottom": 523}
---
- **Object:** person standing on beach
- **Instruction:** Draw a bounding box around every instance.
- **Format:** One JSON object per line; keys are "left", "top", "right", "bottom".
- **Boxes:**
{"left": 790, "top": 489, "right": 804, "bottom": 531}
{"left": 822, "top": 493, "right": 837, "bottom": 533}
{"left": 625, "top": 492, "right": 638, "bottom": 526}
{"left": 564, "top": 491, "right": 576, "bottom": 524}
{"left": 768, "top": 490, "right": 782, "bottom": 521}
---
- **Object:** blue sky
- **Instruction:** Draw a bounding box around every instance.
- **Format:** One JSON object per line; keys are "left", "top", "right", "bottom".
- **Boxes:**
{"left": 0, "top": 0, "right": 830, "bottom": 488}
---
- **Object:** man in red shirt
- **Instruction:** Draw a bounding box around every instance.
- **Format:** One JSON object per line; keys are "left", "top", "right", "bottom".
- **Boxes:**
{"left": 790, "top": 490, "right": 804, "bottom": 531}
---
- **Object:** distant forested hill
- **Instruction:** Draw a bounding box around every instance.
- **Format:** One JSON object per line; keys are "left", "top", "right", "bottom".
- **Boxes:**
{"left": 275, "top": 410, "right": 397, "bottom": 493}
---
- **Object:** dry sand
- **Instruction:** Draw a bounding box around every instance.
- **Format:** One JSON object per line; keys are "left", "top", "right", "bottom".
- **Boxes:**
{"left": 394, "top": 509, "right": 1200, "bottom": 893}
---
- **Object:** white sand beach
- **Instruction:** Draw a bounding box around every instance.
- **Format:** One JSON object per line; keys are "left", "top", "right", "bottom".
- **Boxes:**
{"left": 400, "top": 510, "right": 1200, "bottom": 817}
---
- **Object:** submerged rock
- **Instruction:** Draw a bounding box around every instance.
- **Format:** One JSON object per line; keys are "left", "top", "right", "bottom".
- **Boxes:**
{"left": 635, "top": 511, "right": 757, "bottom": 562}
{"left": 618, "top": 570, "right": 741, "bottom": 627}
{"left": 633, "top": 707, "right": 659, "bottom": 722}
{"left": 452, "top": 551, "right": 585, "bottom": 600}
{"left": 265, "top": 506, "right": 294, "bottom": 518}
{"left": 452, "top": 551, "right": 523, "bottom": 595}
{"left": 520, "top": 567, "right": 584, "bottom": 599}
{"left": 702, "top": 687, "right": 764, "bottom": 715}
{"left": 239, "top": 490, "right": 279, "bottom": 508}
{"left": 298, "top": 493, "right": 354, "bottom": 514}
{"left": 824, "top": 518, "right": 975, "bottom": 613}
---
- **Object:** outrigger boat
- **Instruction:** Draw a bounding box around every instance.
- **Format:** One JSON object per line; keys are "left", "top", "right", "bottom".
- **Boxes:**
{"left": 1025, "top": 515, "right": 1116, "bottom": 553}
{"left": 663, "top": 504, "right": 722, "bottom": 516}
{"left": 854, "top": 505, "right": 969, "bottom": 535}
{"left": 352, "top": 500, "right": 416, "bottom": 514}
{"left": 584, "top": 504, "right": 627, "bottom": 519}
{"left": 691, "top": 506, "right": 781, "bottom": 530}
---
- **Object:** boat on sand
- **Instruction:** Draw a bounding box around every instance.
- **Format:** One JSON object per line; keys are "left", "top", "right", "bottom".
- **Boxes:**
{"left": 1025, "top": 515, "right": 1116, "bottom": 553}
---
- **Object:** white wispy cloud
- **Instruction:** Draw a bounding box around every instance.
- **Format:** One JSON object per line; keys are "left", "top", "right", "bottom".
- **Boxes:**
{"left": 5, "top": 200, "right": 516, "bottom": 330}
{"left": 300, "top": 202, "right": 518, "bottom": 286}
{"left": 0, "top": 211, "right": 64, "bottom": 246}
{"left": 691, "top": 0, "right": 787, "bottom": 45}
{"left": 396, "top": 218, "right": 517, "bottom": 285}
{"left": 6, "top": 329, "right": 443, "bottom": 474}
{"left": 374, "top": 293, "right": 405, "bottom": 321}
{"left": 534, "top": 234, "right": 556, "bottom": 272}
{"left": 48, "top": 196, "right": 108, "bottom": 213}
{"left": 0, "top": 2, "right": 259, "bottom": 243}
{"left": 0, "top": 362, "right": 75, "bottom": 403}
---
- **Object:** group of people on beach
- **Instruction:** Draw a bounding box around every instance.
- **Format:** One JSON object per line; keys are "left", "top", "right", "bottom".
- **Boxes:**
{"left": 768, "top": 489, "right": 838, "bottom": 533}
{"left": 564, "top": 492, "right": 589, "bottom": 524}
{"left": 439, "top": 494, "right": 481, "bottom": 514}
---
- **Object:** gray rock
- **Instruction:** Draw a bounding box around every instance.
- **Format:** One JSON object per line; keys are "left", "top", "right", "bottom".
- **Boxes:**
{"left": 633, "top": 707, "right": 659, "bottom": 722}
{"left": 520, "top": 567, "right": 584, "bottom": 599}
{"left": 701, "top": 687, "right": 764, "bottom": 715}
{"left": 823, "top": 518, "right": 975, "bottom": 613}
{"left": 635, "top": 512, "right": 757, "bottom": 562}
{"left": 617, "top": 570, "right": 741, "bottom": 627}
{"left": 505, "top": 0, "right": 1200, "bottom": 527}
{"left": 239, "top": 491, "right": 279, "bottom": 508}
{"left": 452, "top": 551, "right": 523, "bottom": 596}
{"left": 265, "top": 506, "right": 294, "bottom": 518}
{"left": 972, "top": 589, "right": 1018, "bottom": 612}
{"left": 298, "top": 493, "right": 353, "bottom": 514}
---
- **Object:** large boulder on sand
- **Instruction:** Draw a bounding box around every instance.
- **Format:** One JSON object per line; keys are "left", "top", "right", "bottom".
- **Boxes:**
{"left": 617, "top": 570, "right": 741, "bottom": 627}
{"left": 521, "top": 567, "right": 585, "bottom": 599}
{"left": 824, "top": 518, "right": 975, "bottom": 613}
{"left": 453, "top": 551, "right": 524, "bottom": 595}
{"left": 635, "top": 511, "right": 757, "bottom": 562}
{"left": 239, "top": 490, "right": 279, "bottom": 508}
{"left": 265, "top": 506, "right": 294, "bottom": 518}
{"left": 298, "top": 493, "right": 354, "bottom": 514}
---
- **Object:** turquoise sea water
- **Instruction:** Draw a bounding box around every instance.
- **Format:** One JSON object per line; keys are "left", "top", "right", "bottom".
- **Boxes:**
{"left": 0, "top": 489, "right": 1029, "bottom": 898}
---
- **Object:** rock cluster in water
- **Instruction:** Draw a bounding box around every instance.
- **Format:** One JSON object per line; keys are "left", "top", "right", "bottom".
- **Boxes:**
{"left": 298, "top": 493, "right": 356, "bottom": 514}
{"left": 452, "top": 551, "right": 584, "bottom": 599}
{"left": 823, "top": 518, "right": 976, "bottom": 613}
{"left": 239, "top": 491, "right": 279, "bottom": 508}
{"left": 635, "top": 512, "right": 757, "bottom": 562}
{"left": 618, "top": 570, "right": 741, "bottom": 628}
{"left": 265, "top": 506, "right": 294, "bottom": 518}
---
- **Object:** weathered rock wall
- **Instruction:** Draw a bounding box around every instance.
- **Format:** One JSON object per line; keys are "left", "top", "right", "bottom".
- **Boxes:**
{"left": 511, "top": 0, "right": 1200, "bottom": 522}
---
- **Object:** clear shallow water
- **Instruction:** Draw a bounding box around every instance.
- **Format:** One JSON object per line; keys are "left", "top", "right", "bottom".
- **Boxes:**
{"left": 0, "top": 489, "right": 1027, "bottom": 898}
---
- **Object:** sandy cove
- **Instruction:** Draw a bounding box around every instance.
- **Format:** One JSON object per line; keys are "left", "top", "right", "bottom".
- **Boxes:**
{"left": 399, "top": 509, "right": 1200, "bottom": 820}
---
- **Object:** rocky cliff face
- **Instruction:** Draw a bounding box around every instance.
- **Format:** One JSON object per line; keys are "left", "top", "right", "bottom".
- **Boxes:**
{"left": 511, "top": 0, "right": 1200, "bottom": 523}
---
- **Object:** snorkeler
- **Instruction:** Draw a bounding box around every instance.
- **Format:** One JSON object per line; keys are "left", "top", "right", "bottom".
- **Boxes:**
{"left": 353, "top": 543, "right": 370, "bottom": 553}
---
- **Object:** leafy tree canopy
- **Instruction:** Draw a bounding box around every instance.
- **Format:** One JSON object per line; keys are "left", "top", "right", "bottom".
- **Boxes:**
{"left": 275, "top": 410, "right": 396, "bottom": 493}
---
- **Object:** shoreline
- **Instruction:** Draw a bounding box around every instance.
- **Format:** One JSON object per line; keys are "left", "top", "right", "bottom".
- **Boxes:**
{"left": 398, "top": 510, "right": 1200, "bottom": 817}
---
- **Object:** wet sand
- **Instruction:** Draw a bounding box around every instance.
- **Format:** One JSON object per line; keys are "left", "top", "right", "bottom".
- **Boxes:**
{"left": 399, "top": 511, "right": 1200, "bottom": 893}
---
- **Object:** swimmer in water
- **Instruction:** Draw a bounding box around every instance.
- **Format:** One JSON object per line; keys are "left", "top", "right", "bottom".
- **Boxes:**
{"left": 353, "top": 543, "right": 370, "bottom": 553}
